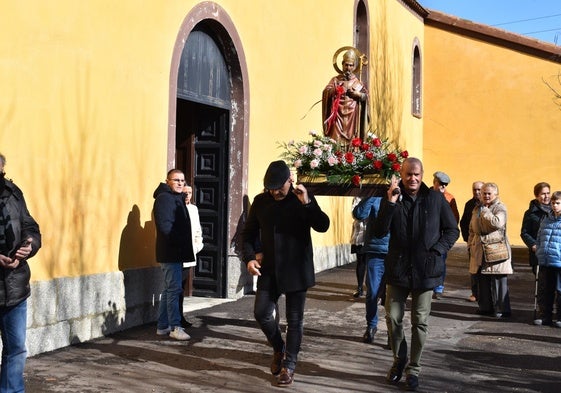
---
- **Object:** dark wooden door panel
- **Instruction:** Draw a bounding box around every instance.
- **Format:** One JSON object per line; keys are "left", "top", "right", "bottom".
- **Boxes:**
{"left": 192, "top": 110, "right": 228, "bottom": 297}
{"left": 176, "top": 99, "right": 229, "bottom": 298}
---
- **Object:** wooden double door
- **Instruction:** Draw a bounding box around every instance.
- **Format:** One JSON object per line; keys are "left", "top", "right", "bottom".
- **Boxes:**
{"left": 176, "top": 99, "right": 229, "bottom": 298}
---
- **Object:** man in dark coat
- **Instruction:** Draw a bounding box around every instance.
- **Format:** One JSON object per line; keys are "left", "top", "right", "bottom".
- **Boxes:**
{"left": 459, "top": 181, "right": 484, "bottom": 302}
{"left": 153, "top": 169, "right": 194, "bottom": 341}
{"left": 242, "top": 160, "right": 330, "bottom": 387}
{"left": 373, "top": 157, "right": 459, "bottom": 391}
{"left": 0, "top": 153, "right": 41, "bottom": 391}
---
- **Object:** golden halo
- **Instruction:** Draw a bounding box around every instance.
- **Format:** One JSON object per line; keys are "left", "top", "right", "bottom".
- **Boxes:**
{"left": 332, "top": 46, "right": 367, "bottom": 74}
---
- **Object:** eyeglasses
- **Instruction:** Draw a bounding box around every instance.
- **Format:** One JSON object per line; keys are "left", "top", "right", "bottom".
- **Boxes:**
{"left": 168, "top": 178, "right": 185, "bottom": 183}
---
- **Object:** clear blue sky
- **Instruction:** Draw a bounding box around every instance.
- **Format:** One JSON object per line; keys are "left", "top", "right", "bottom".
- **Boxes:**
{"left": 418, "top": 0, "right": 561, "bottom": 45}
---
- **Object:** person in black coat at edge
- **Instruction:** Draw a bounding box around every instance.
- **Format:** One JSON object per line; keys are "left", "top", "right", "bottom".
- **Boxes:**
{"left": 373, "top": 157, "right": 459, "bottom": 392}
{"left": 242, "top": 160, "right": 330, "bottom": 387}
{"left": 0, "top": 153, "right": 41, "bottom": 392}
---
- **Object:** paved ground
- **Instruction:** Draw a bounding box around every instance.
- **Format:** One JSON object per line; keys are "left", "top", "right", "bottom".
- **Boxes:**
{"left": 25, "top": 246, "right": 561, "bottom": 393}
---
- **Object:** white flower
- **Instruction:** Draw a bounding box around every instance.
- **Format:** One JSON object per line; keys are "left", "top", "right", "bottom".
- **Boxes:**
{"left": 309, "top": 130, "right": 319, "bottom": 136}
{"left": 310, "top": 159, "right": 320, "bottom": 169}
{"left": 294, "top": 159, "right": 302, "bottom": 168}
{"left": 313, "top": 148, "right": 323, "bottom": 157}
{"left": 327, "top": 156, "right": 338, "bottom": 166}
{"left": 298, "top": 145, "right": 308, "bottom": 154}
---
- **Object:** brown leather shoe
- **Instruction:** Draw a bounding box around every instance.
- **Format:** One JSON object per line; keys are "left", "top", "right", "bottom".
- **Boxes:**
{"left": 277, "top": 367, "right": 294, "bottom": 386}
{"left": 270, "top": 350, "right": 284, "bottom": 376}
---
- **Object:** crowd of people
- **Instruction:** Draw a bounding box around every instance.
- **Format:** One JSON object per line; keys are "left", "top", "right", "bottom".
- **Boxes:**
{"left": 345, "top": 166, "right": 561, "bottom": 391}
{"left": 5, "top": 147, "right": 558, "bottom": 392}
{"left": 147, "top": 157, "right": 561, "bottom": 393}
{"left": 134, "top": 37, "right": 561, "bottom": 390}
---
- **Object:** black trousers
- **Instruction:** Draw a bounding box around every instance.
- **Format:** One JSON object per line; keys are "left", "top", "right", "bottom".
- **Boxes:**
{"left": 537, "top": 266, "right": 561, "bottom": 321}
{"left": 254, "top": 288, "right": 307, "bottom": 371}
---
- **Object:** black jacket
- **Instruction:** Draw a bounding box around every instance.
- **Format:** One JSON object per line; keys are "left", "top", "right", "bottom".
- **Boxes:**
{"left": 520, "top": 199, "right": 550, "bottom": 267}
{"left": 241, "top": 189, "right": 330, "bottom": 294}
{"left": 460, "top": 198, "right": 479, "bottom": 242}
{"left": 0, "top": 177, "right": 41, "bottom": 307}
{"left": 373, "top": 182, "right": 459, "bottom": 290}
{"left": 153, "top": 183, "right": 194, "bottom": 263}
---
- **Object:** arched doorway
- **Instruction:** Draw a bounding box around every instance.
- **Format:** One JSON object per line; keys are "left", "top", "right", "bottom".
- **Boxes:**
{"left": 169, "top": 4, "right": 248, "bottom": 298}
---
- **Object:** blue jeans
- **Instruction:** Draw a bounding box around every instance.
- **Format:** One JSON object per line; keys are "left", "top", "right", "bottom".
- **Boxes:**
{"left": 433, "top": 253, "right": 447, "bottom": 294}
{"left": 386, "top": 285, "right": 432, "bottom": 377}
{"left": 0, "top": 300, "right": 28, "bottom": 393}
{"left": 158, "top": 263, "right": 183, "bottom": 329}
{"left": 365, "top": 254, "right": 385, "bottom": 329}
{"left": 254, "top": 289, "right": 307, "bottom": 371}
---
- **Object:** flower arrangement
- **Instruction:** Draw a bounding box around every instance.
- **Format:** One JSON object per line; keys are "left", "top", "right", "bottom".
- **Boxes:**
{"left": 279, "top": 130, "right": 408, "bottom": 187}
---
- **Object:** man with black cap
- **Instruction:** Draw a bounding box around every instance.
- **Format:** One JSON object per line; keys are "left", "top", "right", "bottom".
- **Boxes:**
{"left": 242, "top": 160, "right": 330, "bottom": 387}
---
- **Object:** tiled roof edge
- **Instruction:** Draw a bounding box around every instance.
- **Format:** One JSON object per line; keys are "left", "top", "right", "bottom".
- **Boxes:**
{"left": 425, "top": 9, "right": 561, "bottom": 63}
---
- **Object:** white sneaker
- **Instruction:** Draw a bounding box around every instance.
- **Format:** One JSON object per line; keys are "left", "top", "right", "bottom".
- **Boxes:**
{"left": 156, "top": 326, "right": 171, "bottom": 335}
{"left": 169, "top": 326, "right": 190, "bottom": 341}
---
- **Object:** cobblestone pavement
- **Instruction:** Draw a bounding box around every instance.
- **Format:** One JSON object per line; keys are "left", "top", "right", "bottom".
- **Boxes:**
{"left": 25, "top": 246, "right": 561, "bottom": 392}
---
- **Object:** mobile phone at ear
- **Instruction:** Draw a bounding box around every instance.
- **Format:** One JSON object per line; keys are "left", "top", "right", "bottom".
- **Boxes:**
{"left": 9, "top": 239, "right": 31, "bottom": 259}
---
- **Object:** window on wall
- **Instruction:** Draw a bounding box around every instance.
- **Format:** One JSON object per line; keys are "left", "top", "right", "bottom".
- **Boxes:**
{"left": 354, "top": 0, "right": 369, "bottom": 83}
{"left": 412, "top": 39, "right": 422, "bottom": 118}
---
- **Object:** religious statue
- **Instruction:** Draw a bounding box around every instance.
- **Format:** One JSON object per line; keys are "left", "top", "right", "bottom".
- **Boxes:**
{"left": 322, "top": 47, "right": 368, "bottom": 143}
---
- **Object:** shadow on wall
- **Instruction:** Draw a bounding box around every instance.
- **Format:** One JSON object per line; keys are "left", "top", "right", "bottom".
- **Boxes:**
{"left": 118, "top": 204, "right": 156, "bottom": 270}
{"left": 105, "top": 204, "right": 161, "bottom": 335}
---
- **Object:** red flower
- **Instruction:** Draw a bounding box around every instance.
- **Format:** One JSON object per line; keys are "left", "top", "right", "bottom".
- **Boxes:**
{"left": 387, "top": 153, "right": 397, "bottom": 162}
{"left": 365, "top": 151, "right": 374, "bottom": 160}
{"left": 351, "top": 138, "right": 362, "bottom": 147}
{"left": 400, "top": 150, "right": 409, "bottom": 158}
{"left": 373, "top": 138, "right": 382, "bottom": 147}
{"left": 351, "top": 175, "right": 361, "bottom": 186}
{"left": 374, "top": 160, "right": 383, "bottom": 169}
{"left": 335, "top": 150, "right": 343, "bottom": 157}
{"left": 361, "top": 143, "right": 370, "bottom": 151}
{"left": 344, "top": 152, "right": 355, "bottom": 164}
{"left": 392, "top": 163, "right": 401, "bottom": 171}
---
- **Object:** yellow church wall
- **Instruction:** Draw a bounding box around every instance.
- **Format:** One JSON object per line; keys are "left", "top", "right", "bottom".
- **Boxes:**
{"left": 382, "top": 0, "right": 425, "bottom": 155}
{"left": 0, "top": 0, "right": 424, "bottom": 281}
{"left": 423, "top": 26, "right": 561, "bottom": 245}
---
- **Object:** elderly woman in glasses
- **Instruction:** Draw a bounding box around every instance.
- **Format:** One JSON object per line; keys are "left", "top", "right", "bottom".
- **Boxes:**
{"left": 468, "top": 182, "right": 513, "bottom": 318}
